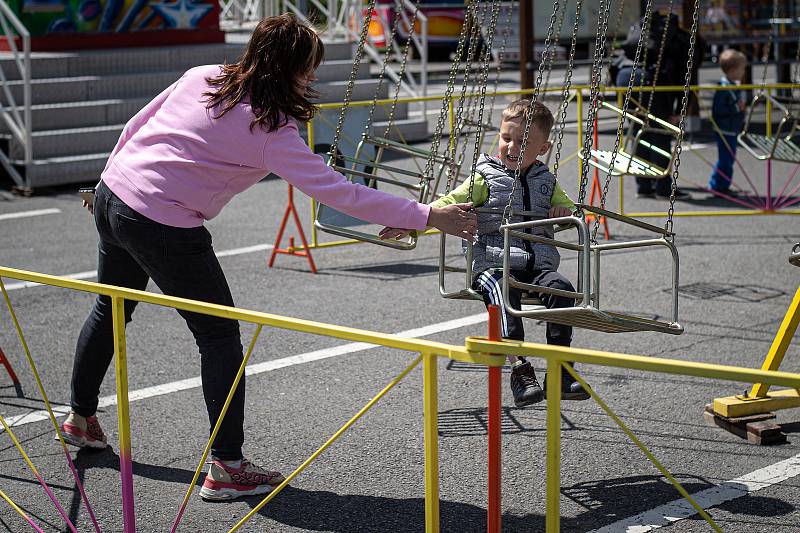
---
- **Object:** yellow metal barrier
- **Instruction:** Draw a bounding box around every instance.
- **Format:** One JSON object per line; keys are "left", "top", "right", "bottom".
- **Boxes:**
{"left": 4, "top": 264, "right": 800, "bottom": 531}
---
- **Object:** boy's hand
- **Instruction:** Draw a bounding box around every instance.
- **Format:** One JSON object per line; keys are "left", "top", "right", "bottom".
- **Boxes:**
{"left": 379, "top": 227, "right": 412, "bottom": 240}
{"left": 82, "top": 199, "right": 94, "bottom": 215}
{"left": 426, "top": 203, "right": 477, "bottom": 241}
{"left": 548, "top": 206, "right": 572, "bottom": 218}
{"left": 738, "top": 100, "right": 746, "bottom": 112}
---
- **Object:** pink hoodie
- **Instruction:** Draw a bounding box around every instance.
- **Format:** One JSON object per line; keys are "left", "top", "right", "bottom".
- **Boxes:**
{"left": 101, "top": 65, "right": 430, "bottom": 230}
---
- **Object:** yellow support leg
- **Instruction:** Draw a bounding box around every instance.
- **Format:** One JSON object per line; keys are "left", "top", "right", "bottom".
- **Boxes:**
{"left": 713, "top": 287, "right": 800, "bottom": 418}
{"left": 423, "top": 352, "right": 440, "bottom": 533}
{"left": 750, "top": 286, "right": 800, "bottom": 398}
{"left": 546, "top": 358, "right": 562, "bottom": 533}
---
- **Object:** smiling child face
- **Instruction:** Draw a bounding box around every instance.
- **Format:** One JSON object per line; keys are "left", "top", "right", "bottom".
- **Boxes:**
{"left": 498, "top": 117, "right": 552, "bottom": 171}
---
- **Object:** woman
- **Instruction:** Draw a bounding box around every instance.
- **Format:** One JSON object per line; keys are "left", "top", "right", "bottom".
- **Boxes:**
{"left": 61, "top": 14, "right": 475, "bottom": 501}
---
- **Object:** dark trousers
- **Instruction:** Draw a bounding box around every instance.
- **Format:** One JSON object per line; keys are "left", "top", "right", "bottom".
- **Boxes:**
{"left": 71, "top": 181, "right": 245, "bottom": 460}
{"left": 473, "top": 268, "right": 574, "bottom": 346}
{"left": 708, "top": 133, "right": 738, "bottom": 192}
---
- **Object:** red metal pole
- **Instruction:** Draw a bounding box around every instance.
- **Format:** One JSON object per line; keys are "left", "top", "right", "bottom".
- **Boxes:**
{"left": 487, "top": 305, "right": 502, "bottom": 533}
{"left": 0, "top": 347, "right": 23, "bottom": 398}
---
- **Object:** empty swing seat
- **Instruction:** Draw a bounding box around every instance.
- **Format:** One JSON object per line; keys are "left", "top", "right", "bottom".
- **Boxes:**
{"left": 738, "top": 133, "right": 800, "bottom": 164}
{"left": 589, "top": 149, "right": 666, "bottom": 178}
{"left": 523, "top": 306, "right": 684, "bottom": 334}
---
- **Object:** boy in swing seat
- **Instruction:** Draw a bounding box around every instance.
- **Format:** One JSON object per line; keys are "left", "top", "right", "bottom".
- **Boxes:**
{"left": 380, "top": 99, "right": 589, "bottom": 407}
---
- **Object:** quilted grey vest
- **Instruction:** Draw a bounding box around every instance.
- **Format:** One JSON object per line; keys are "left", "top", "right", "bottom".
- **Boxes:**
{"left": 471, "top": 154, "right": 561, "bottom": 276}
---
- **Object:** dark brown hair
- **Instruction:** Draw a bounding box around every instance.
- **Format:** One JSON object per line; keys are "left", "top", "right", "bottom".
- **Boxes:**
{"left": 502, "top": 99, "right": 555, "bottom": 138}
{"left": 204, "top": 14, "right": 325, "bottom": 132}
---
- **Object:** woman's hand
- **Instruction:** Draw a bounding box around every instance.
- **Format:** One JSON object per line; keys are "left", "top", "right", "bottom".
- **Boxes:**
{"left": 426, "top": 203, "right": 477, "bottom": 240}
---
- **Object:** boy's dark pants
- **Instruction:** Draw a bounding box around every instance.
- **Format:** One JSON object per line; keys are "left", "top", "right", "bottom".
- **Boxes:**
{"left": 71, "top": 181, "right": 245, "bottom": 460}
{"left": 472, "top": 268, "right": 574, "bottom": 346}
{"left": 708, "top": 133, "right": 738, "bottom": 192}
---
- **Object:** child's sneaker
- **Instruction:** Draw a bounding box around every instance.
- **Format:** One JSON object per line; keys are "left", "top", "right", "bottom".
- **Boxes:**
{"left": 510, "top": 360, "right": 544, "bottom": 408}
{"left": 545, "top": 364, "right": 590, "bottom": 401}
{"left": 200, "top": 458, "right": 286, "bottom": 501}
{"left": 57, "top": 412, "right": 108, "bottom": 449}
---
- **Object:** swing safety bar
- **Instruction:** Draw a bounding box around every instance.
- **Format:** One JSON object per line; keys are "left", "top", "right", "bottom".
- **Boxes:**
{"left": 790, "top": 243, "right": 800, "bottom": 268}
{"left": 500, "top": 213, "right": 683, "bottom": 335}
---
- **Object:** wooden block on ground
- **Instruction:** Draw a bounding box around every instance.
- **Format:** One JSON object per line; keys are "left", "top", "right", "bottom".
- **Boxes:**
{"left": 703, "top": 404, "right": 787, "bottom": 445}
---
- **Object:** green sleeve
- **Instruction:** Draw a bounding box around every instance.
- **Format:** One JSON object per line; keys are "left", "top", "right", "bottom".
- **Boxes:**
{"left": 551, "top": 180, "right": 576, "bottom": 211}
{"left": 430, "top": 173, "right": 488, "bottom": 208}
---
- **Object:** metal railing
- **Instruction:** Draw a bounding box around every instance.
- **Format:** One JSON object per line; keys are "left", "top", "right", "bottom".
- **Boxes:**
{"left": 4, "top": 264, "right": 800, "bottom": 532}
{"left": 0, "top": 2, "right": 31, "bottom": 190}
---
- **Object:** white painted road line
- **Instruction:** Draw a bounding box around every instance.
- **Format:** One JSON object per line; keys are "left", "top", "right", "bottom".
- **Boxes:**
{"left": 0, "top": 208, "right": 61, "bottom": 221}
{"left": 1, "top": 313, "right": 487, "bottom": 430}
{"left": 1, "top": 243, "right": 274, "bottom": 291}
{"left": 588, "top": 453, "right": 800, "bottom": 532}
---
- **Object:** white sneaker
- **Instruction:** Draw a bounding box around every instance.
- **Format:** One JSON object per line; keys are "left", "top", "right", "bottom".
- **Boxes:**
{"left": 200, "top": 458, "right": 285, "bottom": 501}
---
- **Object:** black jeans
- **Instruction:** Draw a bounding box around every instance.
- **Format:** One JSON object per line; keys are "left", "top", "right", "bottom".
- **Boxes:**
{"left": 71, "top": 181, "right": 245, "bottom": 460}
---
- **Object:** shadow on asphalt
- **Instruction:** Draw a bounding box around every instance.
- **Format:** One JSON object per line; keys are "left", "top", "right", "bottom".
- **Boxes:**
{"left": 48, "top": 449, "right": 796, "bottom": 532}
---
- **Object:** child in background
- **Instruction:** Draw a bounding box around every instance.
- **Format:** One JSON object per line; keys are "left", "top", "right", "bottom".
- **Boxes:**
{"left": 381, "top": 99, "right": 589, "bottom": 407}
{"left": 708, "top": 49, "right": 747, "bottom": 193}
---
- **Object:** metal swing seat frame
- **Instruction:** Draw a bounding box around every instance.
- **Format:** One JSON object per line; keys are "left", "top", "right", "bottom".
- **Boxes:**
{"left": 583, "top": 100, "right": 681, "bottom": 180}
{"left": 738, "top": 93, "right": 800, "bottom": 164}
{"left": 498, "top": 206, "right": 683, "bottom": 334}
{"left": 314, "top": 134, "right": 457, "bottom": 250}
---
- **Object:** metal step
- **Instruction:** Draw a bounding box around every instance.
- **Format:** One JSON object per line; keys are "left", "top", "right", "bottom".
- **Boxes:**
{"left": 13, "top": 153, "right": 109, "bottom": 189}
{"left": 1, "top": 61, "right": 374, "bottom": 106}
{"left": 0, "top": 99, "right": 150, "bottom": 133}
{"left": 6, "top": 124, "right": 124, "bottom": 159}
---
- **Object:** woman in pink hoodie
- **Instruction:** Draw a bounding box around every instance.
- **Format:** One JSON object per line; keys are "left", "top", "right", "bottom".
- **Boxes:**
{"left": 60, "top": 14, "right": 475, "bottom": 501}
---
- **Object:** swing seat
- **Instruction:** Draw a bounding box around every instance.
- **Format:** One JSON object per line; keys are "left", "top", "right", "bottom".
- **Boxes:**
{"left": 737, "top": 133, "right": 800, "bottom": 164}
{"left": 588, "top": 148, "right": 667, "bottom": 178}
{"left": 738, "top": 93, "right": 800, "bottom": 163}
{"left": 519, "top": 306, "right": 684, "bottom": 334}
{"left": 500, "top": 208, "right": 684, "bottom": 336}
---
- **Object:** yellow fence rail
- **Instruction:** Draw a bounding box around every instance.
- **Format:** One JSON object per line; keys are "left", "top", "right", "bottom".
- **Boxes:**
{"left": 3, "top": 265, "right": 800, "bottom": 532}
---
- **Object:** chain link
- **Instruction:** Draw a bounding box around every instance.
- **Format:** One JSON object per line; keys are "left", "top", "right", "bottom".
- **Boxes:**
{"left": 644, "top": 0, "right": 674, "bottom": 121}
{"left": 576, "top": 0, "right": 613, "bottom": 208}
{"left": 589, "top": 0, "right": 654, "bottom": 241}
{"left": 330, "top": 0, "right": 380, "bottom": 160}
{"left": 759, "top": 0, "right": 778, "bottom": 93}
{"left": 552, "top": 0, "right": 584, "bottom": 178}
{"left": 424, "top": 0, "right": 476, "bottom": 196}
{"left": 501, "top": 0, "right": 561, "bottom": 224}
{"left": 382, "top": 0, "right": 422, "bottom": 139}
{"left": 664, "top": 0, "right": 701, "bottom": 236}
{"left": 465, "top": 0, "right": 501, "bottom": 205}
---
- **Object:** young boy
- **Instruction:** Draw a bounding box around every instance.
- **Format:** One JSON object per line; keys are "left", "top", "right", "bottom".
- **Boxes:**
{"left": 381, "top": 99, "right": 588, "bottom": 407}
{"left": 708, "top": 49, "right": 747, "bottom": 193}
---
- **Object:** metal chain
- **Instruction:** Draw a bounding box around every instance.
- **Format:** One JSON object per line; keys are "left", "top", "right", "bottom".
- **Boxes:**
{"left": 552, "top": 0, "right": 584, "bottom": 178}
{"left": 362, "top": 0, "right": 410, "bottom": 140}
{"left": 453, "top": 2, "right": 492, "bottom": 197}
{"left": 502, "top": 0, "right": 561, "bottom": 224}
{"left": 543, "top": 0, "right": 568, "bottom": 93}
{"left": 465, "top": 0, "right": 501, "bottom": 205}
{"left": 382, "top": 0, "right": 423, "bottom": 139}
{"left": 482, "top": 1, "right": 514, "bottom": 146}
{"left": 664, "top": 0, "right": 700, "bottom": 236}
{"left": 608, "top": 0, "right": 627, "bottom": 57}
{"left": 576, "top": 0, "right": 614, "bottom": 207}
{"left": 644, "top": 0, "right": 674, "bottom": 121}
{"left": 330, "top": 0, "right": 380, "bottom": 160}
{"left": 426, "top": 0, "right": 476, "bottom": 196}
{"left": 759, "top": 0, "right": 778, "bottom": 93}
{"left": 590, "top": 0, "right": 654, "bottom": 236}
{"left": 446, "top": 3, "right": 483, "bottom": 193}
